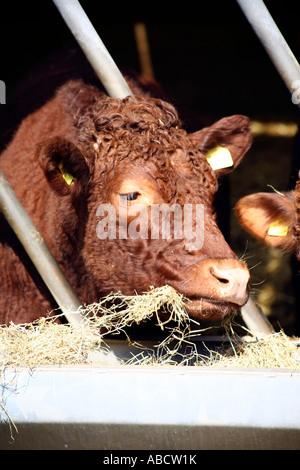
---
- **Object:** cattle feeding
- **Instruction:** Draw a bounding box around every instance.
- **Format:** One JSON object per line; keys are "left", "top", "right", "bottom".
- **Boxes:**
{"left": 236, "top": 177, "right": 300, "bottom": 260}
{"left": 0, "top": 77, "right": 252, "bottom": 324}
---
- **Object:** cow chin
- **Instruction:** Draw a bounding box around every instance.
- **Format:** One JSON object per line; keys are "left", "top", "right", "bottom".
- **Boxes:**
{"left": 184, "top": 297, "right": 239, "bottom": 321}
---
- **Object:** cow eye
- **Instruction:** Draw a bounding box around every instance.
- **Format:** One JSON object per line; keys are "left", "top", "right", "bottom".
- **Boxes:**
{"left": 120, "top": 192, "right": 140, "bottom": 201}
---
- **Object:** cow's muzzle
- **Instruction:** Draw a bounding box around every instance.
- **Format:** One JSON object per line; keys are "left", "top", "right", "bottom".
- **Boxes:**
{"left": 172, "top": 258, "right": 250, "bottom": 319}
{"left": 208, "top": 261, "right": 250, "bottom": 306}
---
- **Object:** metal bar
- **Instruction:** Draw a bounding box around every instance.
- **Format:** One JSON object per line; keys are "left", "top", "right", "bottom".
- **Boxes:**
{"left": 236, "top": 0, "right": 300, "bottom": 102}
{"left": 236, "top": 0, "right": 300, "bottom": 333}
{"left": 52, "top": 0, "right": 134, "bottom": 99}
{"left": 0, "top": 171, "right": 84, "bottom": 326}
{"left": 240, "top": 296, "right": 274, "bottom": 338}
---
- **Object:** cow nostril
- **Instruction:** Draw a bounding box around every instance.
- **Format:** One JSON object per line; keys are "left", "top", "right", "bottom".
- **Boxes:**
{"left": 210, "top": 268, "right": 230, "bottom": 284}
{"left": 218, "top": 277, "right": 229, "bottom": 284}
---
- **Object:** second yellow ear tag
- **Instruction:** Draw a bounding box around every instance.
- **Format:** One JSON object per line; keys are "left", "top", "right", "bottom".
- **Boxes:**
{"left": 58, "top": 161, "right": 74, "bottom": 186}
{"left": 206, "top": 145, "right": 234, "bottom": 171}
{"left": 267, "top": 221, "right": 288, "bottom": 237}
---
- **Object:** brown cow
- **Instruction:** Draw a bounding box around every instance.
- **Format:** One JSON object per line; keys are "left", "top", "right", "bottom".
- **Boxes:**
{"left": 0, "top": 77, "right": 251, "bottom": 324}
{"left": 235, "top": 177, "right": 300, "bottom": 260}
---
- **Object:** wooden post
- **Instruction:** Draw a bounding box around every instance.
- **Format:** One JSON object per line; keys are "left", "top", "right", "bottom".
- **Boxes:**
{"left": 134, "top": 22, "right": 155, "bottom": 79}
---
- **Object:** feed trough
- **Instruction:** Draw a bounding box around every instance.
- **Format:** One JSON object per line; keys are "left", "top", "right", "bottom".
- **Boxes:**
{"left": 1, "top": 364, "right": 300, "bottom": 450}
{"left": 1, "top": 289, "right": 300, "bottom": 450}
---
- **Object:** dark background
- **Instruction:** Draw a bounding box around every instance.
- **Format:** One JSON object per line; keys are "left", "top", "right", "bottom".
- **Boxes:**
{"left": 1, "top": 1, "right": 300, "bottom": 121}
{"left": 1, "top": 1, "right": 300, "bottom": 333}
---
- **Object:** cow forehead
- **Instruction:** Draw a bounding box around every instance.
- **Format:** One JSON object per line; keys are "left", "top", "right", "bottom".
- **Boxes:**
{"left": 110, "top": 146, "right": 211, "bottom": 179}
{"left": 73, "top": 91, "right": 218, "bottom": 196}
{"left": 106, "top": 150, "right": 217, "bottom": 205}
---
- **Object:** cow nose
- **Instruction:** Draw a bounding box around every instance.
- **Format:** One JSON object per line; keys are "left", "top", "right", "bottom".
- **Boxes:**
{"left": 209, "top": 262, "right": 250, "bottom": 306}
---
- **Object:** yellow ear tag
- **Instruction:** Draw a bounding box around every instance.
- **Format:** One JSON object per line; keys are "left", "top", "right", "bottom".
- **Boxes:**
{"left": 206, "top": 145, "right": 233, "bottom": 171}
{"left": 267, "top": 221, "right": 288, "bottom": 237}
{"left": 58, "top": 161, "right": 74, "bottom": 186}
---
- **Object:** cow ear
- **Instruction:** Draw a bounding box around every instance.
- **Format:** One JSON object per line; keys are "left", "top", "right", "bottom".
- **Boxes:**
{"left": 191, "top": 115, "right": 252, "bottom": 177}
{"left": 37, "top": 136, "right": 90, "bottom": 196}
{"left": 235, "top": 191, "right": 296, "bottom": 250}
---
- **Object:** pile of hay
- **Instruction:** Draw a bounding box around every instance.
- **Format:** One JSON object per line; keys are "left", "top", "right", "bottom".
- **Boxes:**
{"left": 0, "top": 285, "right": 299, "bottom": 370}
{"left": 0, "top": 286, "right": 200, "bottom": 368}
{"left": 201, "top": 331, "right": 300, "bottom": 369}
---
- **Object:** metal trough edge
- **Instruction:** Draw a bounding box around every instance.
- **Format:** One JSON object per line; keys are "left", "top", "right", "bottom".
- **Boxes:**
{"left": 1, "top": 365, "right": 300, "bottom": 449}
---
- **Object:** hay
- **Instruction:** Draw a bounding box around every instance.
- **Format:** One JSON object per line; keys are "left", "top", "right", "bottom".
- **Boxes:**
{"left": 0, "top": 315, "right": 101, "bottom": 367}
{"left": 0, "top": 285, "right": 299, "bottom": 369}
{"left": 0, "top": 286, "right": 199, "bottom": 369}
{"left": 205, "top": 331, "right": 300, "bottom": 370}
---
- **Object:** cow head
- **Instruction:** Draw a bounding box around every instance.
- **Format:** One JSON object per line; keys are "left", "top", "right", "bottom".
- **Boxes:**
{"left": 236, "top": 178, "right": 300, "bottom": 260}
{"left": 37, "top": 80, "right": 252, "bottom": 320}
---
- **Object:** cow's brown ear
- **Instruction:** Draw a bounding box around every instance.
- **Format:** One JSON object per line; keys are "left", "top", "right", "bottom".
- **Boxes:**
{"left": 235, "top": 192, "right": 296, "bottom": 250}
{"left": 37, "top": 136, "right": 90, "bottom": 196}
{"left": 191, "top": 115, "right": 252, "bottom": 177}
